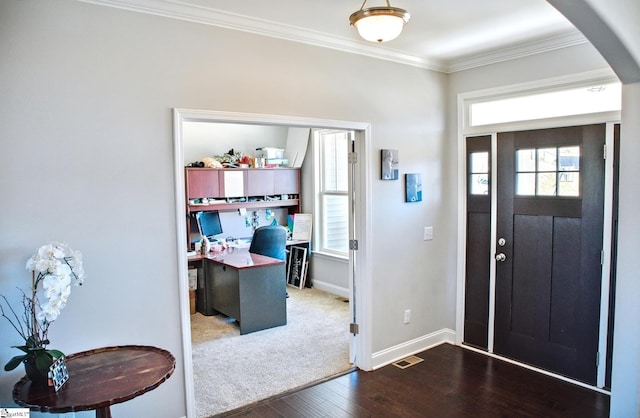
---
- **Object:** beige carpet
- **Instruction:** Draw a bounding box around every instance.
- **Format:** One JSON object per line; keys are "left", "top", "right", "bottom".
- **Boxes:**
{"left": 191, "top": 287, "right": 351, "bottom": 417}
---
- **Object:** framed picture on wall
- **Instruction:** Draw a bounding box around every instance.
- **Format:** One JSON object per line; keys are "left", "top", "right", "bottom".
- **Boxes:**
{"left": 381, "top": 149, "right": 399, "bottom": 180}
{"left": 405, "top": 173, "right": 422, "bottom": 202}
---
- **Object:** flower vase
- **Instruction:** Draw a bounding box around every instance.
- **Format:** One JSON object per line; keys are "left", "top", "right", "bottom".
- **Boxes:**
{"left": 24, "top": 357, "right": 49, "bottom": 387}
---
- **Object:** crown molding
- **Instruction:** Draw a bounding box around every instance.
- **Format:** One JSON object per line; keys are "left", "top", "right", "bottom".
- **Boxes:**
{"left": 444, "top": 30, "right": 589, "bottom": 73}
{"left": 78, "top": 0, "right": 449, "bottom": 71}
{"left": 76, "top": 0, "right": 589, "bottom": 74}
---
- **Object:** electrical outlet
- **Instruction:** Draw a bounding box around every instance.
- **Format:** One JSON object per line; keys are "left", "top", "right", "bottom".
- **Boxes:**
{"left": 404, "top": 309, "right": 411, "bottom": 324}
{"left": 424, "top": 226, "right": 433, "bottom": 241}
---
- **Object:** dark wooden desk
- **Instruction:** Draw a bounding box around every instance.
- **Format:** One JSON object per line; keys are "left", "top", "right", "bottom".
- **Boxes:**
{"left": 189, "top": 248, "right": 287, "bottom": 334}
{"left": 13, "top": 345, "right": 175, "bottom": 418}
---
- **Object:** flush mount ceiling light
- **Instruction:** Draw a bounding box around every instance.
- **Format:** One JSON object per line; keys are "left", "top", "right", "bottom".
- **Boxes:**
{"left": 349, "top": 0, "right": 410, "bottom": 43}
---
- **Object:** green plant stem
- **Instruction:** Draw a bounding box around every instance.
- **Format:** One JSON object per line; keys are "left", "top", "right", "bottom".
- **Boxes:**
{"left": 31, "top": 270, "right": 39, "bottom": 346}
{"left": 0, "top": 295, "right": 27, "bottom": 340}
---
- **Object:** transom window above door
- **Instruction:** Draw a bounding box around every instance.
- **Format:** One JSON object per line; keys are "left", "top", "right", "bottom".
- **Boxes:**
{"left": 469, "top": 82, "right": 621, "bottom": 127}
{"left": 515, "top": 146, "right": 580, "bottom": 197}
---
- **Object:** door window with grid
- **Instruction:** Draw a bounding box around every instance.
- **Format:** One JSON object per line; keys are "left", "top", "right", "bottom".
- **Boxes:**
{"left": 515, "top": 146, "right": 580, "bottom": 197}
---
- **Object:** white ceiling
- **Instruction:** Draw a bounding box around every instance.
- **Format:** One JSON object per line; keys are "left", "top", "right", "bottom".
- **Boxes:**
{"left": 81, "top": 0, "right": 586, "bottom": 73}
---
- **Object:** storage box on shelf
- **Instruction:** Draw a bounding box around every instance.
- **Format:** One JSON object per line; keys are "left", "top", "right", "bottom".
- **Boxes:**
{"left": 255, "top": 147, "right": 284, "bottom": 159}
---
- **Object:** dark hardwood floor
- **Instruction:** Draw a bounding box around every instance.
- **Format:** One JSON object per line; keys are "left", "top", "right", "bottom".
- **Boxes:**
{"left": 218, "top": 343, "right": 610, "bottom": 418}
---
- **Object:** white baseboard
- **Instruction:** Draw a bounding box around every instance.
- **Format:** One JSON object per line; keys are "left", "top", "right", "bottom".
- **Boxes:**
{"left": 310, "top": 279, "right": 349, "bottom": 299}
{"left": 371, "top": 328, "right": 456, "bottom": 370}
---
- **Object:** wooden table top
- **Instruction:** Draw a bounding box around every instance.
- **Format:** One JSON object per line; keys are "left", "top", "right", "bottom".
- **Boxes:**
{"left": 188, "top": 247, "right": 285, "bottom": 269}
{"left": 13, "top": 345, "right": 175, "bottom": 415}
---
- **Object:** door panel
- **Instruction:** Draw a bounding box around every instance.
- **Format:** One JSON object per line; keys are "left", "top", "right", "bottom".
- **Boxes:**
{"left": 510, "top": 214, "right": 552, "bottom": 340}
{"left": 464, "top": 136, "right": 492, "bottom": 349}
{"left": 494, "top": 125, "right": 605, "bottom": 385}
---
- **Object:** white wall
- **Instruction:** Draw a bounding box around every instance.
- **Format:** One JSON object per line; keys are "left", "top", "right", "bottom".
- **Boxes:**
{"left": 586, "top": 0, "right": 640, "bottom": 67}
{"left": 182, "top": 122, "right": 288, "bottom": 165}
{"left": 548, "top": 0, "right": 640, "bottom": 85}
{"left": 0, "top": 0, "right": 449, "bottom": 415}
{"left": 612, "top": 81, "right": 640, "bottom": 418}
{"left": 448, "top": 43, "right": 610, "bottom": 94}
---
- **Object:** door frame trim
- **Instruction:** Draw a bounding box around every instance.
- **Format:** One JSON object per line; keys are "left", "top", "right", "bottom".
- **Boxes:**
{"left": 456, "top": 69, "right": 620, "bottom": 389}
{"left": 598, "top": 122, "right": 617, "bottom": 387}
{"left": 172, "top": 109, "right": 372, "bottom": 418}
{"left": 487, "top": 133, "right": 498, "bottom": 353}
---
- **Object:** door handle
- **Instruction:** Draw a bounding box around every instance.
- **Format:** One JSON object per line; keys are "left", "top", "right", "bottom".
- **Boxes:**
{"left": 495, "top": 253, "right": 507, "bottom": 262}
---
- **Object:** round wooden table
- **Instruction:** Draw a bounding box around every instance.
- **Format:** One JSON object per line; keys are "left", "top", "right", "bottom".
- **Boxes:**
{"left": 13, "top": 345, "right": 175, "bottom": 418}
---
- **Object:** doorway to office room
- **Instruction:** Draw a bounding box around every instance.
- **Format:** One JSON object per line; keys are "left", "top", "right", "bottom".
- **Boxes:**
{"left": 173, "top": 109, "right": 371, "bottom": 417}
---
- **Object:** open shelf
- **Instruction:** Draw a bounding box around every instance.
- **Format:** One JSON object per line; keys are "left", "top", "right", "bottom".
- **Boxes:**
{"left": 187, "top": 199, "right": 300, "bottom": 213}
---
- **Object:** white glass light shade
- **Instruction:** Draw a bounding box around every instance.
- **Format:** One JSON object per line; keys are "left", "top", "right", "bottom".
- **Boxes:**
{"left": 349, "top": 6, "right": 410, "bottom": 43}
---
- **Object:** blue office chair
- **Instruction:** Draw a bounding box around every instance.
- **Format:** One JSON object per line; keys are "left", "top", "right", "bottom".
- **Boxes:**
{"left": 249, "top": 225, "right": 287, "bottom": 260}
{"left": 250, "top": 225, "right": 289, "bottom": 298}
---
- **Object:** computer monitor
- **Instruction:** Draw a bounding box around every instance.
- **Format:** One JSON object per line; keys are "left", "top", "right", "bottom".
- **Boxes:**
{"left": 196, "top": 211, "right": 223, "bottom": 240}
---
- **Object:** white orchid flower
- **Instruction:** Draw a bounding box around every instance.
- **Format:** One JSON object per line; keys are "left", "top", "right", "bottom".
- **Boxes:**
{"left": 5, "top": 241, "right": 85, "bottom": 351}
{"left": 37, "top": 302, "right": 61, "bottom": 323}
{"left": 53, "top": 263, "right": 72, "bottom": 279}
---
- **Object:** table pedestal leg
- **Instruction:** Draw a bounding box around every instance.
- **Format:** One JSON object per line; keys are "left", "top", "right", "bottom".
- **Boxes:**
{"left": 96, "top": 406, "right": 112, "bottom": 418}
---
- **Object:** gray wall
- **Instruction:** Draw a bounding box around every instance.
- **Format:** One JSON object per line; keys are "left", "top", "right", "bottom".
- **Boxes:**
{"left": 0, "top": 0, "right": 448, "bottom": 415}
{"left": 2, "top": 0, "right": 638, "bottom": 416}
{"left": 613, "top": 81, "right": 640, "bottom": 417}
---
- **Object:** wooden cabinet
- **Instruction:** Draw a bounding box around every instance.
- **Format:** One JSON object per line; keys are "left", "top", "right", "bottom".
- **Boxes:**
{"left": 185, "top": 169, "right": 219, "bottom": 199}
{"left": 244, "top": 168, "right": 299, "bottom": 196}
{"left": 274, "top": 169, "right": 300, "bottom": 195}
{"left": 184, "top": 167, "right": 301, "bottom": 249}
{"left": 245, "top": 169, "right": 274, "bottom": 196}
{"left": 184, "top": 167, "right": 301, "bottom": 213}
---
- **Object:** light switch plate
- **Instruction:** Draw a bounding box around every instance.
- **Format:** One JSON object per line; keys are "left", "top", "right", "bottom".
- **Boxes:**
{"left": 424, "top": 226, "right": 433, "bottom": 241}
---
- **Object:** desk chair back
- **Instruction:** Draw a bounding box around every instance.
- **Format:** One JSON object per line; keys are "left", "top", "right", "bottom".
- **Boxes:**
{"left": 249, "top": 225, "right": 287, "bottom": 260}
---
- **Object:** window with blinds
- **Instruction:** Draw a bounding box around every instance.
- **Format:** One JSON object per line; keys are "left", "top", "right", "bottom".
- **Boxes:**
{"left": 315, "top": 129, "right": 351, "bottom": 257}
